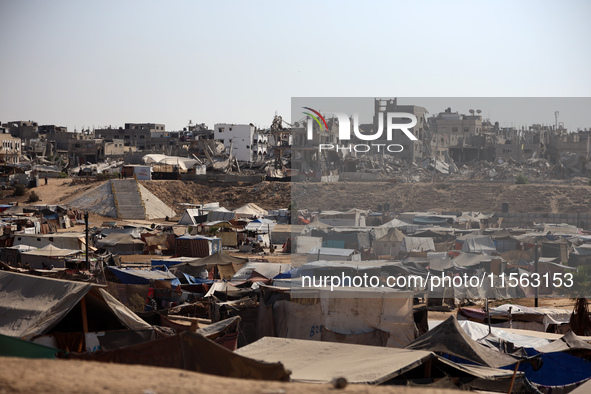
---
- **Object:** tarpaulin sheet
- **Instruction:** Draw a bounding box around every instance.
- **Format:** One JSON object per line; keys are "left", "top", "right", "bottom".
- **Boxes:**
{"left": 407, "top": 316, "right": 520, "bottom": 368}
{"left": 71, "top": 331, "right": 289, "bottom": 381}
{"left": 0, "top": 271, "right": 93, "bottom": 338}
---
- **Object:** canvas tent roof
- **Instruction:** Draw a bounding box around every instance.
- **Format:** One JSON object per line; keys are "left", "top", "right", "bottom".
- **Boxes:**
{"left": 97, "top": 233, "right": 145, "bottom": 247}
{"left": 236, "top": 337, "right": 433, "bottom": 384}
{"left": 401, "top": 237, "right": 435, "bottom": 252}
{"left": 108, "top": 267, "right": 178, "bottom": 285}
{"left": 168, "top": 252, "right": 249, "bottom": 278}
{"left": 535, "top": 331, "right": 591, "bottom": 354}
{"left": 21, "top": 244, "right": 81, "bottom": 257}
{"left": 0, "top": 271, "right": 151, "bottom": 339}
{"left": 461, "top": 236, "right": 497, "bottom": 254}
{"left": 307, "top": 247, "right": 357, "bottom": 257}
{"left": 234, "top": 203, "right": 268, "bottom": 217}
{"left": 244, "top": 218, "right": 276, "bottom": 233}
{"left": 406, "top": 316, "right": 519, "bottom": 368}
{"left": 232, "top": 262, "right": 292, "bottom": 281}
{"left": 177, "top": 209, "right": 204, "bottom": 225}
{"left": 375, "top": 228, "right": 405, "bottom": 243}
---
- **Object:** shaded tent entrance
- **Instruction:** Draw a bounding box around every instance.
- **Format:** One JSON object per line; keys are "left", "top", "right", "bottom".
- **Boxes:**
{"left": 0, "top": 271, "right": 153, "bottom": 351}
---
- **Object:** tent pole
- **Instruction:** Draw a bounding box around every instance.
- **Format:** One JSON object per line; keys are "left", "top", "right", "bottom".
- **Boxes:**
{"left": 507, "top": 361, "right": 520, "bottom": 393}
{"left": 85, "top": 211, "right": 89, "bottom": 271}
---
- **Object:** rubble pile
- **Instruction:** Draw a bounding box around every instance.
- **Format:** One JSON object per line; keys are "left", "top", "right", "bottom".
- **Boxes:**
{"left": 338, "top": 154, "right": 588, "bottom": 183}
{"left": 450, "top": 158, "right": 556, "bottom": 182}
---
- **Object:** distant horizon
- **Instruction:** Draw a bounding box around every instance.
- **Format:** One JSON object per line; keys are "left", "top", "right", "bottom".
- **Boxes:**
{"left": 1, "top": 1, "right": 590, "bottom": 133}
{"left": 4, "top": 97, "right": 591, "bottom": 134}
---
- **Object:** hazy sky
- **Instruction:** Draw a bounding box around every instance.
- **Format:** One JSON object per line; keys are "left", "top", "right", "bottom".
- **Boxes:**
{"left": 1, "top": 1, "right": 590, "bottom": 131}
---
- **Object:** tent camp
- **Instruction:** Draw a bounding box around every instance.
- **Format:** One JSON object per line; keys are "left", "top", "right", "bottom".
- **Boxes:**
{"left": 0, "top": 271, "right": 153, "bottom": 351}
{"left": 97, "top": 233, "right": 146, "bottom": 255}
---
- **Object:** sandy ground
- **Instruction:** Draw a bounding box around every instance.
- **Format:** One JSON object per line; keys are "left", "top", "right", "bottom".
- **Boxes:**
{"left": 0, "top": 357, "right": 458, "bottom": 394}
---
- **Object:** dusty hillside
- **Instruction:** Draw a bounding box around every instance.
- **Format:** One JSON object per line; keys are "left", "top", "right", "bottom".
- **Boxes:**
{"left": 291, "top": 181, "right": 591, "bottom": 213}
{"left": 3, "top": 178, "right": 590, "bottom": 215}
{"left": 139, "top": 180, "right": 292, "bottom": 211}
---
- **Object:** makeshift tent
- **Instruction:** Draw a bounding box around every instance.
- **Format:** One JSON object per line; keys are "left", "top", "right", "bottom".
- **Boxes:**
{"left": 294, "top": 236, "right": 322, "bottom": 254}
{"left": 206, "top": 207, "right": 236, "bottom": 222}
{"left": 20, "top": 244, "right": 82, "bottom": 269}
{"left": 0, "top": 271, "right": 152, "bottom": 342}
{"left": 536, "top": 331, "right": 591, "bottom": 357}
{"left": 13, "top": 232, "right": 90, "bottom": 250}
{"left": 373, "top": 228, "right": 405, "bottom": 257}
{"left": 236, "top": 337, "right": 433, "bottom": 384}
{"left": 244, "top": 218, "right": 276, "bottom": 233}
{"left": 175, "top": 235, "right": 221, "bottom": 257}
{"left": 97, "top": 233, "right": 145, "bottom": 255}
{"left": 196, "top": 315, "right": 241, "bottom": 351}
{"left": 168, "top": 252, "right": 248, "bottom": 280}
{"left": 232, "top": 262, "right": 292, "bottom": 281}
{"left": 406, "top": 316, "right": 519, "bottom": 368}
{"left": 108, "top": 267, "right": 179, "bottom": 285}
{"left": 234, "top": 203, "right": 268, "bottom": 218}
{"left": 460, "top": 236, "right": 497, "bottom": 255}
{"left": 177, "top": 209, "right": 207, "bottom": 225}
{"left": 401, "top": 236, "right": 435, "bottom": 252}
{"left": 306, "top": 247, "right": 360, "bottom": 262}
{"left": 70, "top": 331, "right": 289, "bottom": 381}
{"left": 258, "top": 286, "right": 416, "bottom": 348}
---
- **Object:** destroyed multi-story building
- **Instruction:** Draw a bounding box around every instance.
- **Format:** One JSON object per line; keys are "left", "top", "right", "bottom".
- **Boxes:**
{"left": 370, "top": 98, "right": 429, "bottom": 163}
{"left": 428, "top": 107, "right": 496, "bottom": 163}
{"left": 0, "top": 131, "right": 22, "bottom": 164}
{"left": 214, "top": 123, "right": 268, "bottom": 162}
{"left": 68, "top": 135, "right": 126, "bottom": 165}
{"left": 96, "top": 123, "right": 165, "bottom": 151}
{"left": 4, "top": 120, "right": 39, "bottom": 141}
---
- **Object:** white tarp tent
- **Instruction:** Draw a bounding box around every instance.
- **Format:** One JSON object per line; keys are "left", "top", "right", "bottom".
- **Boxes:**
{"left": 401, "top": 237, "right": 435, "bottom": 252}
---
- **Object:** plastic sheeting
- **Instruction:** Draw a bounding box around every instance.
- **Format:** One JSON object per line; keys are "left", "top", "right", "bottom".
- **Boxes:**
{"left": 407, "top": 316, "right": 520, "bottom": 368}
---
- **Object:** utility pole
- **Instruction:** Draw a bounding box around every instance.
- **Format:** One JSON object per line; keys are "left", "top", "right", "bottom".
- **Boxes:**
{"left": 534, "top": 241, "right": 539, "bottom": 307}
{"left": 85, "top": 211, "right": 89, "bottom": 271}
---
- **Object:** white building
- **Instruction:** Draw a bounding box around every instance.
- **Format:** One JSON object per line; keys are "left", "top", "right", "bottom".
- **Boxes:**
{"left": 214, "top": 123, "right": 265, "bottom": 162}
